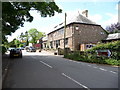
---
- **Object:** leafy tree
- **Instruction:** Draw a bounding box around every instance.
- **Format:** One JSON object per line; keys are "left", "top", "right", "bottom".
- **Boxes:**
{"left": 2, "top": 2, "right": 62, "bottom": 37}
{"left": 19, "top": 44, "right": 24, "bottom": 47}
{"left": 2, "top": 1, "right": 62, "bottom": 54}
{"left": 8, "top": 38, "right": 17, "bottom": 47}
{"left": 25, "top": 31, "right": 29, "bottom": 46}
{"left": 28, "top": 28, "right": 45, "bottom": 45}
{"left": 20, "top": 32, "right": 24, "bottom": 41}
{"left": 8, "top": 38, "right": 21, "bottom": 48}
{"left": 14, "top": 39, "right": 21, "bottom": 47}
{"left": 1, "top": 36, "right": 9, "bottom": 54}
{"left": 17, "top": 31, "right": 29, "bottom": 46}
{"left": 106, "top": 22, "right": 120, "bottom": 33}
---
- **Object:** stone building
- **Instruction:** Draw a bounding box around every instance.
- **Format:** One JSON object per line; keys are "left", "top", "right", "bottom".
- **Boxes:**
{"left": 42, "top": 36, "right": 48, "bottom": 49}
{"left": 45, "top": 11, "right": 108, "bottom": 51}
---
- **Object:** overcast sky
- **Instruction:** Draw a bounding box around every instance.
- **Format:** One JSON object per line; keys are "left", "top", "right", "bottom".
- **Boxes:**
{"left": 7, "top": 0, "right": 119, "bottom": 42}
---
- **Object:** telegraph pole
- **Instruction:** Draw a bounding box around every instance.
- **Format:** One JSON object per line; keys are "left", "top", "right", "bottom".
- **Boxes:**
{"left": 64, "top": 13, "right": 67, "bottom": 56}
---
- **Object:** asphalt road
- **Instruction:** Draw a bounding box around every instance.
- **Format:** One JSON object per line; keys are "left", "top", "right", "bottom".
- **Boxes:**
{"left": 3, "top": 50, "right": 119, "bottom": 89}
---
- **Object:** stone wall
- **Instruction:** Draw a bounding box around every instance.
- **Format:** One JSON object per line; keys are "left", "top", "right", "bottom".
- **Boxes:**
{"left": 73, "top": 24, "right": 107, "bottom": 50}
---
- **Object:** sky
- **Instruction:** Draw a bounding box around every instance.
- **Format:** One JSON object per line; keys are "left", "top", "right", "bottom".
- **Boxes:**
{"left": 6, "top": 0, "right": 119, "bottom": 42}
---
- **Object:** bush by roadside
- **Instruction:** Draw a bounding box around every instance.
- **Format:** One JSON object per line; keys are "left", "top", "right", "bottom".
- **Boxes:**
{"left": 64, "top": 52, "right": 120, "bottom": 66}
{"left": 64, "top": 41, "right": 120, "bottom": 66}
{"left": 0, "top": 46, "right": 7, "bottom": 55}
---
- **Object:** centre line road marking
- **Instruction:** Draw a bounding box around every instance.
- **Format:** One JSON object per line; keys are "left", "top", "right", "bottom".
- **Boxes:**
{"left": 110, "top": 71, "right": 117, "bottom": 74}
{"left": 40, "top": 61, "right": 53, "bottom": 68}
{"left": 88, "top": 65, "right": 91, "bottom": 67}
{"left": 62, "top": 73, "right": 90, "bottom": 90}
{"left": 93, "top": 66, "right": 97, "bottom": 68}
{"left": 99, "top": 68, "right": 107, "bottom": 71}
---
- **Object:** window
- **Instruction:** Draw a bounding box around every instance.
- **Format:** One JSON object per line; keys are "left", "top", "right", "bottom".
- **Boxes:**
{"left": 55, "top": 40, "right": 60, "bottom": 48}
{"left": 58, "top": 40, "right": 60, "bottom": 46}
{"left": 65, "top": 38, "right": 68, "bottom": 45}
{"left": 56, "top": 40, "right": 60, "bottom": 46}
{"left": 86, "top": 44, "right": 93, "bottom": 48}
{"left": 86, "top": 44, "right": 95, "bottom": 49}
{"left": 44, "top": 43, "right": 46, "bottom": 48}
{"left": 50, "top": 41, "right": 53, "bottom": 48}
{"left": 54, "top": 41, "right": 56, "bottom": 46}
{"left": 58, "top": 28, "right": 64, "bottom": 35}
{"left": 75, "top": 26, "right": 79, "bottom": 30}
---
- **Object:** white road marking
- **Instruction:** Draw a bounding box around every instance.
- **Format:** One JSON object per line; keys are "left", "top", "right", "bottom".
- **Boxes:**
{"left": 77, "top": 62, "right": 80, "bottom": 64}
{"left": 81, "top": 63, "right": 85, "bottom": 65}
{"left": 31, "top": 56, "right": 37, "bottom": 59}
{"left": 62, "top": 73, "right": 90, "bottom": 90}
{"left": 110, "top": 71, "right": 117, "bottom": 74}
{"left": 72, "top": 61, "right": 77, "bottom": 63}
{"left": 88, "top": 65, "right": 91, "bottom": 67}
{"left": 40, "top": 61, "right": 53, "bottom": 68}
{"left": 93, "top": 66, "right": 97, "bottom": 68}
{"left": 65, "top": 58, "right": 118, "bottom": 75}
{"left": 99, "top": 68, "right": 107, "bottom": 71}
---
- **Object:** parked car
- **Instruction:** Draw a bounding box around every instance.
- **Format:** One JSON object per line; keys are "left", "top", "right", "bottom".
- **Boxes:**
{"left": 10, "top": 48, "right": 22, "bottom": 58}
{"left": 26, "top": 47, "right": 36, "bottom": 52}
{"left": 8, "top": 47, "right": 15, "bottom": 51}
{"left": 19, "top": 47, "right": 24, "bottom": 50}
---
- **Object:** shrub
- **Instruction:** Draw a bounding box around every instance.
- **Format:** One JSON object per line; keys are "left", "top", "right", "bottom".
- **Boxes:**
{"left": 105, "top": 59, "right": 120, "bottom": 66}
{"left": 2, "top": 46, "right": 7, "bottom": 54}
{"left": 86, "top": 41, "right": 120, "bottom": 60}
{"left": 19, "top": 44, "right": 24, "bottom": 47}
{"left": 64, "top": 50, "right": 120, "bottom": 66}
{"left": 64, "top": 41, "right": 120, "bottom": 66}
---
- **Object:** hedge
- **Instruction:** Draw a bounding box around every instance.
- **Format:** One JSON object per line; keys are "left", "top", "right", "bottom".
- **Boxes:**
{"left": 64, "top": 41, "right": 120, "bottom": 66}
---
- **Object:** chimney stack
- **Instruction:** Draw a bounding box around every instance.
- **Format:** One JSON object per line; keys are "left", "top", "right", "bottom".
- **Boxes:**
{"left": 82, "top": 10, "right": 88, "bottom": 17}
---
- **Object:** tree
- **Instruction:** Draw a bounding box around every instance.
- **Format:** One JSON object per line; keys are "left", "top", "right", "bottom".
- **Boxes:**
{"left": 8, "top": 38, "right": 21, "bottom": 48}
{"left": 14, "top": 38, "right": 21, "bottom": 47}
{"left": 106, "top": 22, "right": 120, "bottom": 34}
{"left": 28, "top": 28, "right": 45, "bottom": 45}
{"left": 25, "top": 31, "right": 29, "bottom": 46}
{"left": 2, "top": 2, "right": 62, "bottom": 36}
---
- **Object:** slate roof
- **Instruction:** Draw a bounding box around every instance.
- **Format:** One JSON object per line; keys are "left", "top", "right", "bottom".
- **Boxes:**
{"left": 106, "top": 33, "right": 120, "bottom": 40}
{"left": 48, "top": 12, "right": 99, "bottom": 35}
{"left": 66, "top": 12, "right": 96, "bottom": 25}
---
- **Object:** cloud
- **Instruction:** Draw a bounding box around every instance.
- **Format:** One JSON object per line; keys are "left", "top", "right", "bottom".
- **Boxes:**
{"left": 115, "top": 4, "right": 118, "bottom": 10}
{"left": 101, "top": 13, "right": 118, "bottom": 28}
{"left": 89, "top": 14, "right": 102, "bottom": 23}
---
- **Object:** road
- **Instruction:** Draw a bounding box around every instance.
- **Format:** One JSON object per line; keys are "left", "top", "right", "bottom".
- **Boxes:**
{"left": 3, "top": 50, "right": 119, "bottom": 89}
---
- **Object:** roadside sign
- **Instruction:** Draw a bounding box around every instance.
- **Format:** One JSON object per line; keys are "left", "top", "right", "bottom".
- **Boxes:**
{"left": 96, "top": 50, "right": 111, "bottom": 57}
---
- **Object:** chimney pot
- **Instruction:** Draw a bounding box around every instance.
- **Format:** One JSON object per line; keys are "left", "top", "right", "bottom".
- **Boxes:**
{"left": 82, "top": 10, "right": 88, "bottom": 17}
